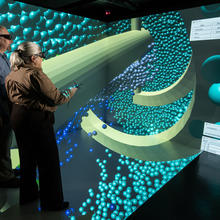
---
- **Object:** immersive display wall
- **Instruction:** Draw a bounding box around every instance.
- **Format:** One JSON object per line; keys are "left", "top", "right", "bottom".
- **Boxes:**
{"left": 1, "top": 0, "right": 220, "bottom": 219}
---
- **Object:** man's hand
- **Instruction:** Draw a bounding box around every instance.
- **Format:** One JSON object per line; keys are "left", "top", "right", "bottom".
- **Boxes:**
{"left": 71, "top": 87, "right": 78, "bottom": 95}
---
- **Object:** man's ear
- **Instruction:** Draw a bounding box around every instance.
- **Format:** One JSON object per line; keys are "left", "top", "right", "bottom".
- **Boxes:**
{"left": 30, "top": 55, "right": 36, "bottom": 63}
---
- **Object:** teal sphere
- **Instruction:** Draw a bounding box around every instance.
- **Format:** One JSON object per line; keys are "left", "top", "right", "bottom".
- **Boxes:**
{"left": 48, "top": 29, "right": 56, "bottom": 38}
{"left": 7, "top": 13, "right": 19, "bottom": 25}
{"left": 11, "top": 43, "right": 18, "bottom": 51}
{"left": 64, "top": 23, "right": 72, "bottom": 32}
{"left": 19, "top": 2, "right": 27, "bottom": 10}
{"left": 10, "top": 25, "right": 22, "bottom": 35}
{"left": 40, "top": 31, "right": 48, "bottom": 40}
{"left": 208, "top": 83, "right": 220, "bottom": 104}
{"left": 201, "top": 4, "right": 220, "bottom": 18}
{"left": 23, "top": 27, "right": 32, "bottom": 39}
{"left": 20, "top": 15, "right": 29, "bottom": 27}
{"left": 51, "top": 39, "right": 58, "bottom": 48}
{"left": 0, "top": 0, "right": 9, "bottom": 13}
{"left": 55, "top": 24, "right": 64, "bottom": 32}
{"left": 36, "top": 16, "right": 46, "bottom": 27}
{"left": 33, "top": 30, "right": 41, "bottom": 41}
{"left": 8, "top": 2, "right": 20, "bottom": 14}
{"left": 45, "top": 19, "right": 55, "bottom": 30}
{"left": 0, "top": 15, "right": 8, "bottom": 26}
{"left": 44, "top": 9, "right": 54, "bottom": 19}
{"left": 43, "top": 40, "right": 52, "bottom": 49}
{"left": 48, "top": 49, "right": 56, "bottom": 56}
{"left": 29, "top": 10, "right": 40, "bottom": 23}
{"left": 201, "top": 55, "right": 220, "bottom": 83}
{"left": 60, "top": 12, "right": 68, "bottom": 23}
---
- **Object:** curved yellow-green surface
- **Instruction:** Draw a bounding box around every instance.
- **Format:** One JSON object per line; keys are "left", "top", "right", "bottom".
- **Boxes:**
{"left": 81, "top": 83, "right": 197, "bottom": 161}
{"left": 42, "top": 29, "right": 152, "bottom": 130}
{"left": 42, "top": 30, "right": 152, "bottom": 89}
{"left": 81, "top": 51, "right": 197, "bottom": 161}
{"left": 12, "top": 30, "right": 153, "bottom": 147}
{"left": 133, "top": 56, "right": 195, "bottom": 106}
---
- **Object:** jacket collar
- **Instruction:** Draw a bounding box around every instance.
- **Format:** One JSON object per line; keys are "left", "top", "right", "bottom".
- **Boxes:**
{"left": 20, "top": 63, "right": 43, "bottom": 72}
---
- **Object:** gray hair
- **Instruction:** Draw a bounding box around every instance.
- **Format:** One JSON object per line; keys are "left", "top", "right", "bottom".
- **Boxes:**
{"left": 10, "top": 42, "right": 41, "bottom": 71}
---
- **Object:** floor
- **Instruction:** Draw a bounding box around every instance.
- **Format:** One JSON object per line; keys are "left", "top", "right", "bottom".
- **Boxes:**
{"left": 2, "top": 148, "right": 219, "bottom": 219}
{"left": 128, "top": 151, "right": 220, "bottom": 220}
{"left": 0, "top": 123, "right": 199, "bottom": 220}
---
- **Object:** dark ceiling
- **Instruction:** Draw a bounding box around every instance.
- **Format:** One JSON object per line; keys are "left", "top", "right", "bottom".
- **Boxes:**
{"left": 16, "top": 0, "right": 220, "bottom": 22}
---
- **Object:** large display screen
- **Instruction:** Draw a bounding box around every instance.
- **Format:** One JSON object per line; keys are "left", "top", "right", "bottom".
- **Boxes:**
{"left": 0, "top": 0, "right": 220, "bottom": 219}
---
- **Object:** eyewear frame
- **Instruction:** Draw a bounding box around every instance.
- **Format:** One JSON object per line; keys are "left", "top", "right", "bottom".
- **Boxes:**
{"left": 0, "top": 34, "right": 13, "bottom": 40}
{"left": 34, "top": 52, "right": 46, "bottom": 59}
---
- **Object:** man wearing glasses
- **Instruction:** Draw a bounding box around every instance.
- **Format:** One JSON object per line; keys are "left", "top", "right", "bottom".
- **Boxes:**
{"left": 0, "top": 25, "right": 19, "bottom": 188}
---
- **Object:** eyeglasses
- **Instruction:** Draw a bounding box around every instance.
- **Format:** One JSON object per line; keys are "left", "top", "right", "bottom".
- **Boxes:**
{"left": 34, "top": 52, "right": 46, "bottom": 59}
{"left": 0, "top": 34, "right": 13, "bottom": 40}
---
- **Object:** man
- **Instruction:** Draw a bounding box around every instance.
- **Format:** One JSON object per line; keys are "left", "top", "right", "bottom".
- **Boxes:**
{"left": 0, "top": 25, "right": 19, "bottom": 188}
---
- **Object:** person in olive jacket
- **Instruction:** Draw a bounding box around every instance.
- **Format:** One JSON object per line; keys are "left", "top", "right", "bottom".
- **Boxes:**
{"left": 5, "top": 41, "right": 78, "bottom": 211}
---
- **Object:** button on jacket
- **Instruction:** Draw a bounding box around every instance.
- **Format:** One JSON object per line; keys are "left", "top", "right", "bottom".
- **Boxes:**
{"left": 5, "top": 64, "right": 74, "bottom": 112}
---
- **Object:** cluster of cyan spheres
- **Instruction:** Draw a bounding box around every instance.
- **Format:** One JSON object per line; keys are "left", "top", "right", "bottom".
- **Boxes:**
{"left": 54, "top": 114, "right": 199, "bottom": 219}
{"left": 111, "top": 42, "right": 157, "bottom": 92}
{"left": 87, "top": 11, "right": 193, "bottom": 136}
{"left": 107, "top": 91, "right": 192, "bottom": 135}
{"left": 0, "top": 0, "right": 130, "bottom": 59}
{"left": 89, "top": 87, "right": 192, "bottom": 136}
{"left": 58, "top": 122, "right": 198, "bottom": 218}
{"left": 74, "top": 152, "right": 198, "bottom": 219}
{"left": 141, "top": 11, "right": 192, "bottom": 92}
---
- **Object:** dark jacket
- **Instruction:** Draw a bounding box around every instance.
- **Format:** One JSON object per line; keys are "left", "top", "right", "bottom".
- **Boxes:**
{"left": 0, "top": 53, "right": 11, "bottom": 120}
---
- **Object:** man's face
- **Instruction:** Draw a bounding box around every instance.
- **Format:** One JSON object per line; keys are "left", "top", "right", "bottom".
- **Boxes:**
{"left": 0, "top": 28, "right": 13, "bottom": 53}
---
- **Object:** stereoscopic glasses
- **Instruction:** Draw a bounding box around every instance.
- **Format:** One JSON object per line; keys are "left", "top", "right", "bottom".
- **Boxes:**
{"left": 0, "top": 34, "right": 13, "bottom": 40}
{"left": 34, "top": 52, "right": 46, "bottom": 59}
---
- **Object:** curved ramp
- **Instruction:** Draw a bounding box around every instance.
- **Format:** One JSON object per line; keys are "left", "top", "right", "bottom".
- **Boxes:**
{"left": 42, "top": 30, "right": 152, "bottom": 130}
{"left": 81, "top": 87, "right": 198, "bottom": 161}
{"left": 133, "top": 56, "right": 195, "bottom": 106}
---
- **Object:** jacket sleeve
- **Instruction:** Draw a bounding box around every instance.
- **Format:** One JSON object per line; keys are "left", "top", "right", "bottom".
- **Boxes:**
{"left": 30, "top": 69, "right": 74, "bottom": 106}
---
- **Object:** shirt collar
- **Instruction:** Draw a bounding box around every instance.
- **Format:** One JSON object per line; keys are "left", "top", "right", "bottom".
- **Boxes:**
{"left": 0, "top": 52, "right": 6, "bottom": 57}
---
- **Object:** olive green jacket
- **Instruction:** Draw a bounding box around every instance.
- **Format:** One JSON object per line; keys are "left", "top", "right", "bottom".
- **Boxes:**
{"left": 5, "top": 64, "right": 74, "bottom": 112}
